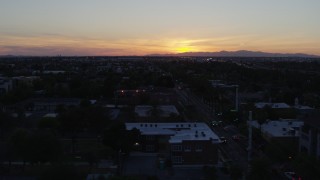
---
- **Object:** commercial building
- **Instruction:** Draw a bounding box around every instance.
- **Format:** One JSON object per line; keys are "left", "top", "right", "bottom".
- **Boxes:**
{"left": 248, "top": 119, "right": 303, "bottom": 151}
{"left": 125, "top": 122, "right": 221, "bottom": 165}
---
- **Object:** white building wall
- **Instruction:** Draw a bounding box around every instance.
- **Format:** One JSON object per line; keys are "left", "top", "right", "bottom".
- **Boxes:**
{"left": 299, "top": 130, "right": 312, "bottom": 154}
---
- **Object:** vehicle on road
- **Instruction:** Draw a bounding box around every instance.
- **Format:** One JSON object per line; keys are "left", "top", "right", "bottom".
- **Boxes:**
{"left": 212, "top": 120, "right": 223, "bottom": 127}
{"left": 223, "top": 125, "right": 239, "bottom": 134}
{"left": 220, "top": 136, "right": 227, "bottom": 144}
{"left": 232, "top": 134, "right": 247, "bottom": 141}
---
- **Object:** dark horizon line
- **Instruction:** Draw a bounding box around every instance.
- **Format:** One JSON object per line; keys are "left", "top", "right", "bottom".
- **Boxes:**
{"left": 1, "top": 50, "right": 320, "bottom": 58}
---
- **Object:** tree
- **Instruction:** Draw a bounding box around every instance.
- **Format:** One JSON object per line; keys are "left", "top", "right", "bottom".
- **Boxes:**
{"left": 292, "top": 153, "right": 320, "bottom": 180}
{"left": 229, "top": 165, "right": 243, "bottom": 180}
{"left": 27, "top": 131, "right": 63, "bottom": 164}
{"left": 38, "top": 165, "right": 82, "bottom": 180}
{"left": 38, "top": 117, "right": 60, "bottom": 130}
{"left": 255, "top": 106, "right": 269, "bottom": 133}
{"left": 80, "top": 99, "right": 91, "bottom": 108}
{"left": 58, "top": 105, "right": 109, "bottom": 134}
{"left": 203, "top": 165, "right": 217, "bottom": 180}
{"left": 108, "top": 176, "right": 139, "bottom": 180}
{"left": 249, "top": 158, "right": 271, "bottom": 180}
{"left": 0, "top": 82, "right": 33, "bottom": 105}
{"left": 83, "top": 150, "right": 98, "bottom": 169}
{"left": 7, "top": 128, "right": 30, "bottom": 170}
{"left": 155, "top": 75, "right": 174, "bottom": 88}
{"left": 148, "top": 106, "right": 163, "bottom": 122}
{"left": 0, "top": 110, "right": 13, "bottom": 137}
{"left": 103, "top": 122, "right": 140, "bottom": 153}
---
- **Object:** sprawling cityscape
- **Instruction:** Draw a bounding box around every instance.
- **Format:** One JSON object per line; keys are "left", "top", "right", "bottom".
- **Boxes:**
{"left": 1, "top": 56, "right": 320, "bottom": 179}
{"left": 1, "top": 0, "right": 320, "bottom": 179}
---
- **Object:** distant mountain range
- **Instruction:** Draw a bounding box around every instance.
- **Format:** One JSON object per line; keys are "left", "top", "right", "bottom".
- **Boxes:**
{"left": 1, "top": 50, "right": 319, "bottom": 58}
{"left": 148, "top": 50, "right": 320, "bottom": 58}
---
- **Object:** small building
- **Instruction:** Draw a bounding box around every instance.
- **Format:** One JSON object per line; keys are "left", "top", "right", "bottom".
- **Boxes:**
{"left": 248, "top": 119, "right": 303, "bottom": 142}
{"left": 25, "top": 98, "right": 81, "bottom": 112}
{"left": 255, "top": 102, "right": 291, "bottom": 109}
{"left": 254, "top": 102, "right": 296, "bottom": 119}
{"left": 43, "top": 113, "right": 58, "bottom": 118}
{"left": 12, "top": 76, "right": 40, "bottom": 87}
{"left": 294, "top": 98, "right": 314, "bottom": 116}
{"left": 248, "top": 119, "right": 303, "bottom": 155}
{"left": 86, "top": 174, "right": 112, "bottom": 180}
{"left": 43, "top": 70, "right": 66, "bottom": 74}
{"left": 125, "top": 122, "right": 221, "bottom": 165}
{"left": 239, "top": 91, "right": 265, "bottom": 102}
{"left": 134, "top": 105, "right": 180, "bottom": 121}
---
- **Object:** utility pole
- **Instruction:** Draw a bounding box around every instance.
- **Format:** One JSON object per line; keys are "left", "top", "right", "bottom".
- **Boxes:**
{"left": 235, "top": 85, "right": 239, "bottom": 111}
{"left": 114, "top": 90, "right": 118, "bottom": 108}
{"left": 248, "top": 111, "right": 253, "bottom": 172}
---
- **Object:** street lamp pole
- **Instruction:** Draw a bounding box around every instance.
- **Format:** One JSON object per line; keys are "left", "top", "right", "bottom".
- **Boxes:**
{"left": 235, "top": 85, "right": 239, "bottom": 112}
{"left": 114, "top": 90, "right": 118, "bottom": 108}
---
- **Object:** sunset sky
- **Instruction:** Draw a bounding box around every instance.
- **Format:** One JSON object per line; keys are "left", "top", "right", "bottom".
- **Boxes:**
{"left": 1, "top": 0, "right": 320, "bottom": 56}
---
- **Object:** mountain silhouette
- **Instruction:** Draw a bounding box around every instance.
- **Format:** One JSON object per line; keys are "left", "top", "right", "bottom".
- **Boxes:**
{"left": 148, "top": 50, "right": 319, "bottom": 58}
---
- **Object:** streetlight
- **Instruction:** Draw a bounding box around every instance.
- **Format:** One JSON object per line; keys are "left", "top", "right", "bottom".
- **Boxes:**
{"left": 235, "top": 85, "right": 239, "bottom": 112}
{"left": 114, "top": 90, "right": 119, "bottom": 108}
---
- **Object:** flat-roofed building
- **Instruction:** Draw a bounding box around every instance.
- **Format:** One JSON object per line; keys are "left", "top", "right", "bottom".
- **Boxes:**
{"left": 255, "top": 102, "right": 291, "bottom": 109}
{"left": 254, "top": 102, "right": 297, "bottom": 119}
{"left": 134, "top": 105, "right": 180, "bottom": 122}
{"left": 248, "top": 119, "right": 303, "bottom": 141}
{"left": 126, "top": 122, "right": 221, "bottom": 165}
{"left": 248, "top": 119, "right": 303, "bottom": 155}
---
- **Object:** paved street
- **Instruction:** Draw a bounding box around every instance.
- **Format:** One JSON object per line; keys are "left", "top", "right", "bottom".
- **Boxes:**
{"left": 176, "top": 87, "right": 249, "bottom": 171}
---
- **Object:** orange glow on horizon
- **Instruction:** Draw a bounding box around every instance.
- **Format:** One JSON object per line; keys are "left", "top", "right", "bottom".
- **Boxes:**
{"left": 175, "top": 47, "right": 193, "bottom": 53}
{"left": 0, "top": 34, "right": 320, "bottom": 56}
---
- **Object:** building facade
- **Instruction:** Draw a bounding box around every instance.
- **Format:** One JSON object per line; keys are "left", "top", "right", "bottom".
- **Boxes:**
{"left": 299, "top": 112, "right": 320, "bottom": 159}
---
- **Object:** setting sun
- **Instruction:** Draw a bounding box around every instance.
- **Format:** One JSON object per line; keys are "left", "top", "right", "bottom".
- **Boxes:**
{"left": 175, "top": 46, "right": 193, "bottom": 53}
{"left": 170, "top": 39, "right": 203, "bottom": 54}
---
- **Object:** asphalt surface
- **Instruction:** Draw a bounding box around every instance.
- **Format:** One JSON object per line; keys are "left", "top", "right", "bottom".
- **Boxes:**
{"left": 176, "top": 87, "right": 289, "bottom": 180}
{"left": 176, "top": 88, "right": 249, "bottom": 171}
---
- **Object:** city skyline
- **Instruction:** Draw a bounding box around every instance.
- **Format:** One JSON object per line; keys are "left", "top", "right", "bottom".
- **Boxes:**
{"left": 1, "top": 0, "right": 320, "bottom": 56}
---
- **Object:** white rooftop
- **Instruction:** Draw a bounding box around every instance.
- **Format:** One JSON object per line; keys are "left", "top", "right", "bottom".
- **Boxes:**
{"left": 126, "top": 122, "right": 220, "bottom": 144}
{"left": 11, "top": 113, "right": 32, "bottom": 118}
{"left": 255, "top": 102, "right": 291, "bottom": 109}
{"left": 135, "top": 105, "right": 153, "bottom": 117}
{"left": 294, "top": 105, "right": 314, "bottom": 110}
{"left": 134, "top": 105, "right": 179, "bottom": 118}
{"left": 90, "top": 100, "right": 97, "bottom": 105}
{"left": 43, "top": 113, "right": 58, "bottom": 118}
{"left": 105, "top": 104, "right": 128, "bottom": 108}
{"left": 248, "top": 120, "right": 304, "bottom": 138}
